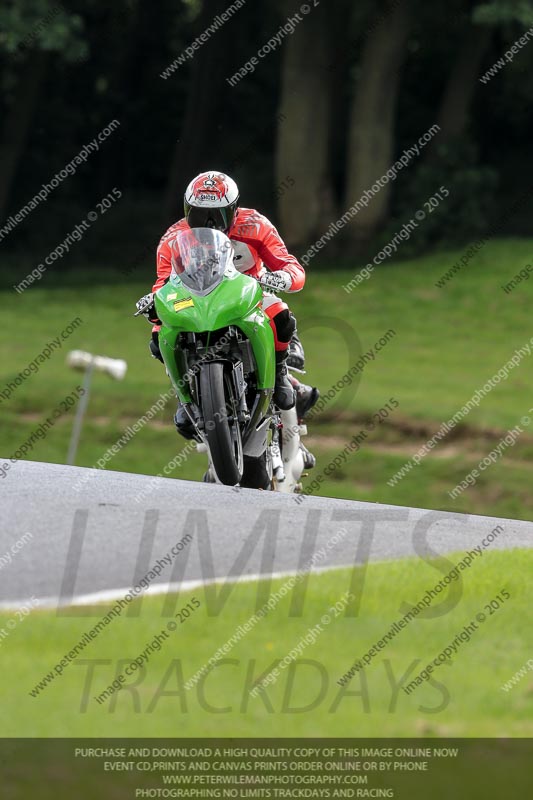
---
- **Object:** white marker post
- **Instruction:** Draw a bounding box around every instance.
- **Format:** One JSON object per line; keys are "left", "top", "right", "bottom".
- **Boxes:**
{"left": 66, "top": 350, "right": 127, "bottom": 465}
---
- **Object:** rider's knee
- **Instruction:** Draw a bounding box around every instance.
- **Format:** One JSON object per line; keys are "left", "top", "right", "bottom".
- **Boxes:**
{"left": 274, "top": 309, "right": 297, "bottom": 344}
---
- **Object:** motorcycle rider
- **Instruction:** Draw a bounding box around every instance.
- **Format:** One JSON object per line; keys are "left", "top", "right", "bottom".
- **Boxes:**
{"left": 136, "top": 170, "right": 318, "bottom": 441}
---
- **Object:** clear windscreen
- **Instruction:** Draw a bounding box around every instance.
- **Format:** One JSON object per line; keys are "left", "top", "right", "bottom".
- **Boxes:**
{"left": 169, "top": 227, "right": 234, "bottom": 295}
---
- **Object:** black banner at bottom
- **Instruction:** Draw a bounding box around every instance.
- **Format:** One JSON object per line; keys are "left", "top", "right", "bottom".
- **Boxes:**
{"left": 0, "top": 739, "right": 531, "bottom": 799}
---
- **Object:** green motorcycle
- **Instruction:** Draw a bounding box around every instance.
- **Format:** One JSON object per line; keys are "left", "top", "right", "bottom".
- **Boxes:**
{"left": 140, "top": 227, "right": 309, "bottom": 490}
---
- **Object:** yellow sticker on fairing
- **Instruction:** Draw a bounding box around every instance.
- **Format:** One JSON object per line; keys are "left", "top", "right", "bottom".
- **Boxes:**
{"left": 173, "top": 298, "right": 194, "bottom": 312}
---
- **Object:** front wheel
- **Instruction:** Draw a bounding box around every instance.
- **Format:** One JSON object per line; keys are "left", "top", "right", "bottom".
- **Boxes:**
{"left": 199, "top": 362, "right": 243, "bottom": 485}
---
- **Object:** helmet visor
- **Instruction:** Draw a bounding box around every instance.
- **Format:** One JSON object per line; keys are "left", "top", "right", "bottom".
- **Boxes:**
{"left": 185, "top": 203, "right": 237, "bottom": 233}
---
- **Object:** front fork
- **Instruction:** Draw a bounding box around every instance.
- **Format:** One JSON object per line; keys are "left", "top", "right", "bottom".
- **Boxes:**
{"left": 185, "top": 359, "right": 250, "bottom": 440}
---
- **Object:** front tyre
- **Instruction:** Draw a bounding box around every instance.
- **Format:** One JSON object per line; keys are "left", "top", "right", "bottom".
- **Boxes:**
{"left": 199, "top": 362, "right": 243, "bottom": 486}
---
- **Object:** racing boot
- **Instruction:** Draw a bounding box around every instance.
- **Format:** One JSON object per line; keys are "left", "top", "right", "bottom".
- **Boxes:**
{"left": 291, "top": 378, "right": 320, "bottom": 422}
{"left": 174, "top": 404, "right": 198, "bottom": 441}
{"left": 149, "top": 332, "right": 164, "bottom": 363}
{"left": 273, "top": 350, "right": 296, "bottom": 410}
{"left": 299, "top": 442, "right": 316, "bottom": 470}
{"left": 287, "top": 332, "right": 305, "bottom": 371}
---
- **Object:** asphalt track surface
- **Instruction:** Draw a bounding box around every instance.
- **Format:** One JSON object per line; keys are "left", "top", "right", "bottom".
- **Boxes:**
{"left": 1, "top": 459, "right": 531, "bottom": 608}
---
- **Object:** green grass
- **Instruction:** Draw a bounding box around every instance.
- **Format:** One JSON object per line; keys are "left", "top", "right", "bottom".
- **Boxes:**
{"left": 1, "top": 237, "right": 533, "bottom": 517}
{"left": 2, "top": 549, "right": 531, "bottom": 737}
{"left": 300, "top": 434, "right": 533, "bottom": 521}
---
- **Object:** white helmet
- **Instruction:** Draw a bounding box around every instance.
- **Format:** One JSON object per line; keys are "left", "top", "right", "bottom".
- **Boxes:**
{"left": 184, "top": 171, "right": 239, "bottom": 233}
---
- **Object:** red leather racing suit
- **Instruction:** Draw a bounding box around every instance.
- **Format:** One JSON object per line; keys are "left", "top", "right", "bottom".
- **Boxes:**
{"left": 153, "top": 207, "right": 305, "bottom": 351}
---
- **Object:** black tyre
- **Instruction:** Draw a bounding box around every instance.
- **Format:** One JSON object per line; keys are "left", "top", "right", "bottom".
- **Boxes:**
{"left": 199, "top": 362, "right": 243, "bottom": 485}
